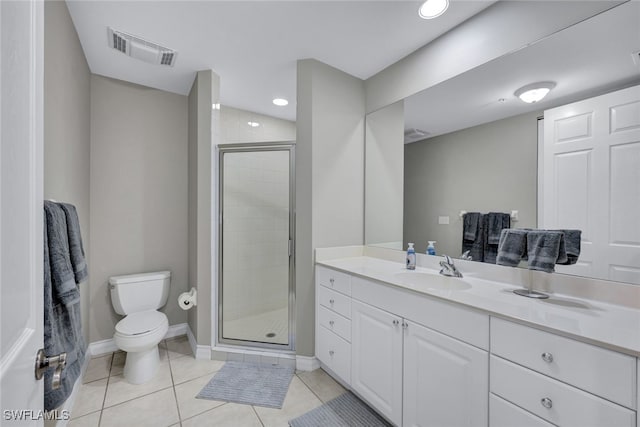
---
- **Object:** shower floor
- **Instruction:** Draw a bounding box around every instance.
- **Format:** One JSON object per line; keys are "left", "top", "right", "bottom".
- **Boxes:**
{"left": 223, "top": 307, "right": 289, "bottom": 345}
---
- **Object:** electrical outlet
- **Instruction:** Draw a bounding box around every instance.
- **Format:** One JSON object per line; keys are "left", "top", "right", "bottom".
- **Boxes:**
{"left": 438, "top": 216, "right": 450, "bottom": 225}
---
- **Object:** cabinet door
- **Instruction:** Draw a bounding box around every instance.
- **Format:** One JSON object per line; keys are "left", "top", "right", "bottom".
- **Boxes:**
{"left": 351, "top": 300, "right": 403, "bottom": 426}
{"left": 403, "top": 321, "right": 488, "bottom": 427}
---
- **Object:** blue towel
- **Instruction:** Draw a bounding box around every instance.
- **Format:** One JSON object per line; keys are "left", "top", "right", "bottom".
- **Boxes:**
{"left": 462, "top": 212, "right": 484, "bottom": 262}
{"left": 59, "top": 203, "right": 88, "bottom": 284}
{"left": 526, "top": 231, "right": 564, "bottom": 273}
{"left": 484, "top": 212, "right": 511, "bottom": 263}
{"left": 43, "top": 201, "right": 86, "bottom": 411}
{"left": 496, "top": 229, "right": 528, "bottom": 267}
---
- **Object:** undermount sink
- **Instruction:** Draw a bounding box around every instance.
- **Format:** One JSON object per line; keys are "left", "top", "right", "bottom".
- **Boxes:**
{"left": 394, "top": 271, "right": 472, "bottom": 291}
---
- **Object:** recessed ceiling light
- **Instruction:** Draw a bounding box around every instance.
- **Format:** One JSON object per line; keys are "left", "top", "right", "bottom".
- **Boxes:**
{"left": 418, "top": 0, "right": 449, "bottom": 19}
{"left": 514, "top": 82, "right": 556, "bottom": 103}
{"left": 247, "top": 121, "right": 260, "bottom": 127}
{"left": 273, "top": 98, "right": 289, "bottom": 106}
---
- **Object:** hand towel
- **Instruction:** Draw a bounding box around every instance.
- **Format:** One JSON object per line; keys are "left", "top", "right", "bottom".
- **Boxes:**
{"left": 59, "top": 203, "right": 88, "bottom": 284}
{"left": 484, "top": 212, "right": 511, "bottom": 263}
{"left": 557, "top": 229, "right": 581, "bottom": 265}
{"left": 496, "top": 229, "right": 528, "bottom": 267}
{"left": 526, "top": 231, "right": 564, "bottom": 273}
{"left": 462, "top": 212, "right": 484, "bottom": 262}
{"left": 43, "top": 201, "right": 78, "bottom": 304}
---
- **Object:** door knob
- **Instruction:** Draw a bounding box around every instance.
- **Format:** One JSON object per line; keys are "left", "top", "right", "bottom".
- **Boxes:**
{"left": 35, "top": 349, "right": 67, "bottom": 390}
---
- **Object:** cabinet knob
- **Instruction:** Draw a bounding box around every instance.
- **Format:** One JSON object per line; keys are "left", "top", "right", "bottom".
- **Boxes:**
{"left": 541, "top": 398, "right": 553, "bottom": 409}
{"left": 329, "top": 350, "right": 334, "bottom": 356}
{"left": 541, "top": 352, "right": 554, "bottom": 363}
{"left": 329, "top": 278, "right": 335, "bottom": 286}
{"left": 329, "top": 299, "right": 335, "bottom": 304}
{"left": 329, "top": 320, "right": 335, "bottom": 326}
{"left": 402, "top": 322, "right": 408, "bottom": 329}
{"left": 393, "top": 319, "right": 399, "bottom": 326}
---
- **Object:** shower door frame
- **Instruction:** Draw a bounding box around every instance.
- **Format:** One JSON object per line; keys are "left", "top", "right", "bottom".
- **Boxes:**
{"left": 217, "top": 142, "right": 296, "bottom": 351}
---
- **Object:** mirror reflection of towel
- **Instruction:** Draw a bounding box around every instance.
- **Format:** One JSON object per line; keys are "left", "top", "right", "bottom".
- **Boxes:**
{"left": 462, "top": 212, "right": 483, "bottom": 262}
{"left": 484, "top": 213, "right": 511, "bottom": 264}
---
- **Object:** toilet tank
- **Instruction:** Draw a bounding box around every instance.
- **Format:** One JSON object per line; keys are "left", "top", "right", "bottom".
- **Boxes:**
{"left": 109, "top": 271, "right": 171, "bottom": 315}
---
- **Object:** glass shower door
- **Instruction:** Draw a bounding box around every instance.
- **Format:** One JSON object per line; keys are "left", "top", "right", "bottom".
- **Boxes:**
{"left": 219, "top": 144, "right": 294, "bottom": 349}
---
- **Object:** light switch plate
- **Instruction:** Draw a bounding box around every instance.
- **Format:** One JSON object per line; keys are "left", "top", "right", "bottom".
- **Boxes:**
{"left": 438, "top": 216, "right": 450, "bottom": 225}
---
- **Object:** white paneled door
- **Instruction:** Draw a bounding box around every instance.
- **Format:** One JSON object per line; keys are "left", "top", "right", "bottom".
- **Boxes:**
{"left": 0, "top": 0, "right": 45, "bottom": 424}
{"left": 541, "top": 85, "right": 640, "bottom": 283}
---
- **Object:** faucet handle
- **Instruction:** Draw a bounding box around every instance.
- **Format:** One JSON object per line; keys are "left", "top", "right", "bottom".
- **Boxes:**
{"left": 442, "top": 254, "right": 453, "bottom": 265}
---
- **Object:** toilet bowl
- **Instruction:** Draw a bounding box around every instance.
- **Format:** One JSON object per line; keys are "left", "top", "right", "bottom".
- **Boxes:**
{"left": 109, "top": 271, "right": 171, "bottom": 384}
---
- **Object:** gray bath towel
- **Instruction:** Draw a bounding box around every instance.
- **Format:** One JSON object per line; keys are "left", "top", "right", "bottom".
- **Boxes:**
{"left": 484, "top": 212, "right": 511, "bottom": 263}
{"left": 462, "top": 212, "right": 484, "bottom": 262}
{"left": 496, "top": 229, "right": 528, "bottom": 267}
{"left": 59, "top": 203, "right": 87, "bottom": 284}
{"left": 527, "top": 231, "right": 564, "bottom": 273}
{"left": 43, "top": 201, "right": 86, "bottom": 411}
{"left": 557, "top": 229, "right": 581, "bottom": 265}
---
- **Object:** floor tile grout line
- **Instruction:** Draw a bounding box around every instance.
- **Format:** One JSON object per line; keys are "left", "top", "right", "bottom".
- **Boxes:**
{"left": 179, "top": 402, "right": 229, "bottom": 424}
{"left": 97, "top": 351, "right": 116, "bottom": 427}
{"left": 295, "top": 372, "right": 329, "bottom": 404}
{"left": 251, "top": 405, "right": 266, "bottom": 427}
{"left": 166, "top": 342, "right": 184, "bottom": 425}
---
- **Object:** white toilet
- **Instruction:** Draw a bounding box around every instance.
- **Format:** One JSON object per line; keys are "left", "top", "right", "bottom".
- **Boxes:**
{"left": 109, "top": 271, "right": 170, "bottom": 384}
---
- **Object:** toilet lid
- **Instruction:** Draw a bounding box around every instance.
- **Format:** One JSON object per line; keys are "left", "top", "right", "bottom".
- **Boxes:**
{"left": 115, "top": 310, "right": 167, "bottom": 336}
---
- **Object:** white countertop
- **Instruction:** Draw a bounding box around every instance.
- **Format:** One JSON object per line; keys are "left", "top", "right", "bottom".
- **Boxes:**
{"left": 317, "top": 255, "right": 640, "bottom": 357}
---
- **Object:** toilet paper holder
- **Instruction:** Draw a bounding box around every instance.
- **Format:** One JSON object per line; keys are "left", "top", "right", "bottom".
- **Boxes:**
{"left": 178, "top": 287, "right": 197, "bottom": 310}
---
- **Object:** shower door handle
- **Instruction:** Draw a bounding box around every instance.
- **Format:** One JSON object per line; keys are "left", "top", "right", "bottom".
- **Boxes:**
{"left": 288, "top": 239, "right": 294, "bottom": 257}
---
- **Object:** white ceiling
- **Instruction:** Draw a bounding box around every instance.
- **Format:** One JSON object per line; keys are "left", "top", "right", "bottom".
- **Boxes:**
{"left": 404, "top": 1, "right": 640, "bottom": 141}
{"left": 67, "top": 0, "right": 495, "bottom": 122}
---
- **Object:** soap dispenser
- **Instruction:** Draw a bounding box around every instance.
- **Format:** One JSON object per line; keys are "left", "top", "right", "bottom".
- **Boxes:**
{"left": 427, "top": 241, "right": 437, "bottom": 255}
{"left": 406, "top": 243, "right": 416, "bottom": 270}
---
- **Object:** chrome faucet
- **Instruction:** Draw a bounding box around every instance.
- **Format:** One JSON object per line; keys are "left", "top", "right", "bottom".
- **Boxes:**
{"left": 439, "top": 255, "right": 463, "bottom": 278}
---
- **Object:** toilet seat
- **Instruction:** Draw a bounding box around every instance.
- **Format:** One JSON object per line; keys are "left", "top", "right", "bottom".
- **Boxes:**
{"left": 115, "top": 310, "right": 167, "bottom": 337}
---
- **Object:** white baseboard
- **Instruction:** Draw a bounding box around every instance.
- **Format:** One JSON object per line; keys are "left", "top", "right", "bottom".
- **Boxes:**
{"left": 296, "top": 355, "right": 320, "bottom": 371}
{"left": 87, "top": 323, "right": 189, "bottom": 357}
{"left": 186, "top": 324, "right": 211, "bottom": 360}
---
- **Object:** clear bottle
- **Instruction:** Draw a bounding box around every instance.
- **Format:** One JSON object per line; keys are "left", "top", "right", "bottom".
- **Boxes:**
{"left": 427, "top": 241, "right": 437, "bottom": 255}
{"left": 406, "top": 243, "right": 416, "bottom": 270}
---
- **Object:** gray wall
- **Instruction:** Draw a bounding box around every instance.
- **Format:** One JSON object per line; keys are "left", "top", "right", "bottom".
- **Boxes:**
{"left": 296, "top": 59, "right": 365, "bottom": 356}
{"left": 89, "top": 75, "right": 189, "bottom": 342}
{"left": 365, "top": 1, "right": 621, "bottom": 113}
{"left": 365, "top": 100, "right": 404, "bottom": 248}
{"left": 43, "top": 0, "right": 91, "bottom": 344}
{"left": 187, "top": 70, "right": 219, "bottom": 346}
{"left": 404, "top": 111, "right": 540, "bottom": 256}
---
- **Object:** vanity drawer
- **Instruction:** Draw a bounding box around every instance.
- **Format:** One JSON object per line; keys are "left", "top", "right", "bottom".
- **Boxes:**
{"left": 317, "top": 325, "right": 351, "bottom": 385}
{"left": 490, "top": 393, "right": 554, "bottom": 427}
{"left": 318, "top": 305, "right": 351, "bottom": 342}
{"left": 490, "top": 356, "right": 636, "bottom": 427}
{"left": 316, "top": 266, "right": 351, "bottom": 296}
{"left": 491, "top": 317, "right": 637, "bottom": 409}
{"left": 318, "top": 286, "right": 351, "bottom": 319}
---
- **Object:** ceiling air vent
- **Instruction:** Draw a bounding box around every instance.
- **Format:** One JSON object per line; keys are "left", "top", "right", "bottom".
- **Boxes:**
{"left": 107, "top": 27, "right": 177, "bottom": 67}
{"left": 404, "top": 128, "right": 430, "bottom": 144}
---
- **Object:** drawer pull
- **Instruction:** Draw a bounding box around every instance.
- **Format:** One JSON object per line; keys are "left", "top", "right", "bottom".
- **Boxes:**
{"left": 541, "top": 398, "right": 553, "bottom": 409}
{"left": 329, "top": 350, "right": 334, "bottom": 356}
{"left": 329, "top": 299, "right": 335, "bottom": 304}
{"left": 541, "top": 352, "right": 554, "bottom": 363}
{"left": 329, "top": 320, "right": 335, "bottom": 326}
{"left": 329, "top": 278, "right": 335, "bottom": 286}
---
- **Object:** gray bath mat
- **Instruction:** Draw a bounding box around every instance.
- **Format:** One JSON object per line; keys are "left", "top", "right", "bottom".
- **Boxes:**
{"left": 196, "top": 361, "right": 294, "bottom": 409}
{"left": 289, "top": 392, "right": 392, "bottom": 427}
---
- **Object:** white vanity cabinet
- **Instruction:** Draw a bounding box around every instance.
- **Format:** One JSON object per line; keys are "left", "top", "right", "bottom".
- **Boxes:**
{"left": 316, "top": 265, "right": 489, "bottom": 427}
{"left": 490, "top": 317, "right": 637, "bottom": 427}
{"left": 351, "top": 300, "right": 403, "bottom": 426}
{"left": 403, "top": 320, "right": 488, "bottom": 427}
{"left": 315, "top": 266, "right": 352, "bottom": 384}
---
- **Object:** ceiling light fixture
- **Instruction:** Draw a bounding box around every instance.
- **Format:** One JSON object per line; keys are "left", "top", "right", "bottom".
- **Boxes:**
{"left": 514, "top": 82, "right": 556, "bottom": 103}
{"left": 418, "top": 0, "right": 449, "bottom": 19}
{"left": 247, "top": 121, "right": 260, "bottom": 127}
{"left": 273, "top": 98, "right": 289, "bottom": 106}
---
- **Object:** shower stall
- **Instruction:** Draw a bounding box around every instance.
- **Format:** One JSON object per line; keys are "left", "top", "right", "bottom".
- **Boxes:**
{"left": 217, "top": 143, "right": 295, "bottom": 351}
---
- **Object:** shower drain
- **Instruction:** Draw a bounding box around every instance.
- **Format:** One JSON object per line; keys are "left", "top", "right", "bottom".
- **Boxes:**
{"left": 265, "top": 332, "right": 276, "bottom": 338}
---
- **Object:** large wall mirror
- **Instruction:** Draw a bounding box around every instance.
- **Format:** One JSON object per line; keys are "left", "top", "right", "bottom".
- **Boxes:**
{"left": 365, "top": 1, "right": 640, "bottom": 284}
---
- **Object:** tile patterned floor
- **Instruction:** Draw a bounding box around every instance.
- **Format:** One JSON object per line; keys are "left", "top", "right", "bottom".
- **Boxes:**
{"left": 69, "top": 336, "right": 346, "bottom": 427}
